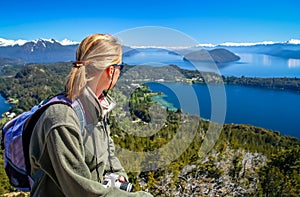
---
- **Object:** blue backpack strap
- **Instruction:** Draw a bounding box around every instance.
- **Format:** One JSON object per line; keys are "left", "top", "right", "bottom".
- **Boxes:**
{"left": 48, "top": 94, "right": 85, "bottom": 133}
{"left": 71, "top": 100, "right": 85, "bottom": 134}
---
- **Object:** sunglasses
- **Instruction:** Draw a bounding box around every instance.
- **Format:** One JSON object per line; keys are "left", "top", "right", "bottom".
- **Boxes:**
{"left": 112, "top": 62, "right": 125, "bottom": 71}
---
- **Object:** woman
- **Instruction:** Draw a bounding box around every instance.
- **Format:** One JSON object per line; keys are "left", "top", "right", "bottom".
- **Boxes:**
{"left": 29, "top": 34, "right": 152, "bottom": 196}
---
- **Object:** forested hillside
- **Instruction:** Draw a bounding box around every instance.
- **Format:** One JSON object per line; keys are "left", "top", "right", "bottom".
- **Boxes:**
{"left": 0, "top": 63, "right": 299, "bottom": 196}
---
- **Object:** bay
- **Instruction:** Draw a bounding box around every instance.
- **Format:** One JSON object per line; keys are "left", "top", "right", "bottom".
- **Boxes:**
{"left": 0, "top": 94, "right": 10, "bottom": 117}
{"left": 147, "top": 82, "right": 300, "bottom": 139}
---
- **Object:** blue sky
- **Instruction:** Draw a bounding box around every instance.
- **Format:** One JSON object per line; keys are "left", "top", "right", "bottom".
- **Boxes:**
{"left": 1, "top": 0, "right": 300, "bottom": 44}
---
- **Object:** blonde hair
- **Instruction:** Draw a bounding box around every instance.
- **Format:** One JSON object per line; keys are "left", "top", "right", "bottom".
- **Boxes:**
{"left": 65, "top": 34, "right": 122, "bottom": 100}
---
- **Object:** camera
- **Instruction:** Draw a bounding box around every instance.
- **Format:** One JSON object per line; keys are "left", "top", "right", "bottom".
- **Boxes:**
{"left": 103, "top": 173, "right": 133, "bottom": 192}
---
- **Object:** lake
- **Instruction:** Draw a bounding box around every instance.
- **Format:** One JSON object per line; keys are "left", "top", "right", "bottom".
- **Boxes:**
{"left": 147, "top": 82, "right": 300, "bottom": 139}
{"left": 219, "top": 53, "right": 300, "bottom": 77}
{"left": 123, "top": 49, "right": 300, "bottom": 139}
{"left": 123, "top": 49, "right": 300, "bottom": 77}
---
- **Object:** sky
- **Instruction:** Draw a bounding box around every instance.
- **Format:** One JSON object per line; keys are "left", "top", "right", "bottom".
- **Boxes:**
{"left": 1, "top": 0, "right": 300, "bottom": 45}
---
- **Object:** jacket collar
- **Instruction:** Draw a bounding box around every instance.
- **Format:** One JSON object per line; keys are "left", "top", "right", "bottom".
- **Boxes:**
{"left": 74, "top": 87, "right": 116, "bottom": 126}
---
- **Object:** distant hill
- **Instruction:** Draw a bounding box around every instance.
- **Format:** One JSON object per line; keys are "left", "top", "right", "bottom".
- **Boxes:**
{"left": 0, "top": 57, "right": 26, "bottom": 75}
{"left": 0, "top": 57, "right": 25, "bottom": 66}
{"left": 183, "top": 48, "right": 240, "bottom": 63}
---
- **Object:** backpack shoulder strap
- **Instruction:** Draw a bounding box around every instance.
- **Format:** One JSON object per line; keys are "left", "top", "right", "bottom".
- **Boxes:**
{"left": 71, "top": 100, "right": 85, "bottom": 134}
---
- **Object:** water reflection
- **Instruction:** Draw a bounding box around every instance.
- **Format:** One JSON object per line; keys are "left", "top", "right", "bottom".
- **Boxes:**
{"left": 262, "top": 55, "right": 272, "bottom": 66}
{"left": 237, "top": 53, "right": 253, "bottom": 63}
{"left": 288, "top": 58, "right": 300, "bottom": 68}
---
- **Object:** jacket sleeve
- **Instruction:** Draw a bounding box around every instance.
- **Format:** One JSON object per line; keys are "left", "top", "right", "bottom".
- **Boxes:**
{"left": 37, "top": 105, "right": 152, "bottom": 197}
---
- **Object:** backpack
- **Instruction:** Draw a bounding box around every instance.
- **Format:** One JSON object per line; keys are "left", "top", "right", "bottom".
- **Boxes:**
{"left": 1, "top": 94, "right": 81, "bottom": 192}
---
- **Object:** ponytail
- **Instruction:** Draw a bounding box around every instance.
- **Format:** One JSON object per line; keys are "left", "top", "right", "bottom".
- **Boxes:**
{"left": 65, "top": 63, "right": 87, "bottom": 101}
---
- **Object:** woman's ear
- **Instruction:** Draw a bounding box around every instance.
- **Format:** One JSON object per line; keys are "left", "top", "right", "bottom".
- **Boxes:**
{"left": 106, "top": 66, "right": 114, "bottom": 78}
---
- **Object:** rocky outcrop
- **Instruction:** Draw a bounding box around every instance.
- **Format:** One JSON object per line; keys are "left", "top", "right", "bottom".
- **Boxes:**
{"left": 142, "top": 147, "right": 267, "bottom": 196}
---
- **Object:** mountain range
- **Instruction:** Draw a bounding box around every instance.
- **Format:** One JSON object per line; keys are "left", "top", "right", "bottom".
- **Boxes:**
{"left": 0, "top": 39, "right": 77, "bottom": 63}
{"left": 0, "top": 38, "right": 300, "bottom": 64}
{"left": 216, "top": 39, "right": 300, "bottom": 59}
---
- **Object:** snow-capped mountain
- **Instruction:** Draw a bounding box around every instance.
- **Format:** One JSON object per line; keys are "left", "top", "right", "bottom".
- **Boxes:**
{"left": 285, "top": 39, "right": 300, "bottom": 45}
{"left": 0, "top": 38, "right": 28, "bottom": 47}
{"left": 0, "top": 38, "right": 78, "bottom": 63}
{"left": 215, "top": 39, "right": 300, "bottom": 59}
{"left": 0, "top": 38, "right": 79, "bottom": 47}
{"left": 59, "top": 38, "right": 80, "bottom": 46}
{"left": 218, "top": 41, "right": 276, "bottom": 47}
{"left": 218, "top": 39, "right": 300, "bottom": 47}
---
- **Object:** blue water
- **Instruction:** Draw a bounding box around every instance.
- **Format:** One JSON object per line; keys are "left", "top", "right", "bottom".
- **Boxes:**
{"left": 147, "top": 82, "right": 300, "bottom": 139}
{"left": 123, "top": 49, "right": 300, "bottom": 77}
{"left": 0, "top": 94, "right": 10, "bottom": 116}
{"left": 219, "top": 53, "right": 300, "bottom": 77}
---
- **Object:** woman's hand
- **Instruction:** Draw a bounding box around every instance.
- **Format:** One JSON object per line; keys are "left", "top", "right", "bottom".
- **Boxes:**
{"left": 118, "top": 176, "right": 126, "bottom": 182}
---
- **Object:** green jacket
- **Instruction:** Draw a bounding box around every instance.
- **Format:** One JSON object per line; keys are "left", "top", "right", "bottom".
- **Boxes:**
{"left": 29, "top": 87, "right": 152, "bottom": 197}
